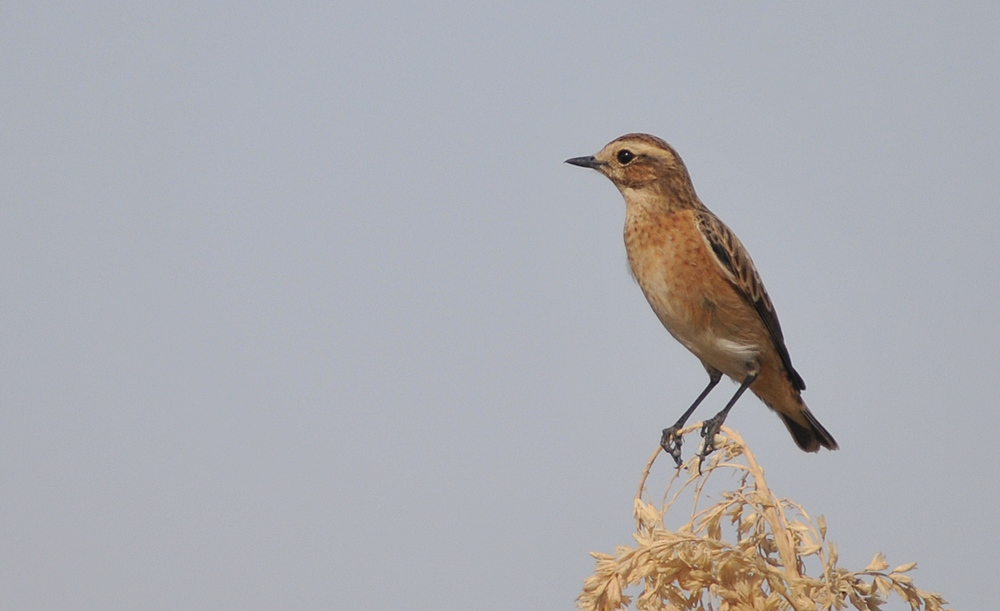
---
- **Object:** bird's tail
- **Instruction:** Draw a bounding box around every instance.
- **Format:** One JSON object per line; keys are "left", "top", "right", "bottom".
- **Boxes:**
{"left": 778, "top": 405, "right": 838, "bottom": 452}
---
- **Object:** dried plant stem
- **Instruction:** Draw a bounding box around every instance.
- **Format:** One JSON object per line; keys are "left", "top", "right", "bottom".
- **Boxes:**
{"left": 726, "top": 428, "right": 801, "bottom": 584}
{"left": 579, "top": 425, "right": 952, "bottom": 611}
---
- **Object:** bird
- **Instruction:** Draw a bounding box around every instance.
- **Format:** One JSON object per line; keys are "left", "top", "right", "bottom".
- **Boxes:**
{"left": 566, "top": 133, "right": 837, "bottom": 466}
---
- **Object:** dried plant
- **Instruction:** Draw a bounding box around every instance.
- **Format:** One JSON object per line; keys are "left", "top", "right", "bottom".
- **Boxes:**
{"left": 578, "top": 426, "right": 952, "bottom": 611}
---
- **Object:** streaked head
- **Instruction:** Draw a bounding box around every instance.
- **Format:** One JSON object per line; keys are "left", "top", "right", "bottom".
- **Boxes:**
{"left": 566, "top": 133, "right": 698, "bottom": 207}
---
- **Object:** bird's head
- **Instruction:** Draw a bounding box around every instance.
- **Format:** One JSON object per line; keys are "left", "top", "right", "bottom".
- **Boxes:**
{"left": 566, "top": 133, "right": 699, "bottom": 209}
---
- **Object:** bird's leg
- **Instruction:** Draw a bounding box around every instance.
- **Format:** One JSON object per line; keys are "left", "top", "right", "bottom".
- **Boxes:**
{"left": 698, "top": 371, "right": 759, "bottom": 471}
{"left": 661, "top": 370, "right": 722, "bottom": 467}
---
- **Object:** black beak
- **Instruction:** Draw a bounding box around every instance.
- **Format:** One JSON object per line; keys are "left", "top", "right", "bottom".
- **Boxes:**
{"left": 564, "top": 155, "right": 604, "bottom": 169}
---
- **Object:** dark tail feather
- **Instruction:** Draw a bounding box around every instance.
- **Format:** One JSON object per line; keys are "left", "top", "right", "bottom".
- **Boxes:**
{"left": 779, "top": 408, "right": 838, "bottom": 452}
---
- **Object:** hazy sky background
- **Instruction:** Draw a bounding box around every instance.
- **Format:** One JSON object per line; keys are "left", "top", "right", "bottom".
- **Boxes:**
{"left": 2, "top": 3, "right": 998, "bottom": 609}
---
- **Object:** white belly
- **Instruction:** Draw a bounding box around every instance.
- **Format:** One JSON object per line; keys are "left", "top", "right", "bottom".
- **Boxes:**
{"left": 640, "top": 274, "right": 759, "bottom": 379}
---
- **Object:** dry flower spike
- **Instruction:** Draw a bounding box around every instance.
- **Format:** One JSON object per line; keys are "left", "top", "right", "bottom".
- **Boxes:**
{"left": 577, "top": 425, "right": 952, "bottom": 611}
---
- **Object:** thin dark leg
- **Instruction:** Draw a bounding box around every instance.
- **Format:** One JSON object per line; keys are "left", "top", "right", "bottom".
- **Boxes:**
{"left": 697, "top": 371, "right": 759, "bottom": 471}
{"left": 660, "top": 370, "right": 722, "bottom": 467}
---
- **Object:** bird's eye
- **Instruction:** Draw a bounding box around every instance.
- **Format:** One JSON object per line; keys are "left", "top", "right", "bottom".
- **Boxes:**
{"left": 617, "top": 150, "right": 635, "bottom": 165}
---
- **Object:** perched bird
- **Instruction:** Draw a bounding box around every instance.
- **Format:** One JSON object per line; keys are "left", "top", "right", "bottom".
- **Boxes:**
{"left": 566, "top": 134, "right": 837, "bottom": 466}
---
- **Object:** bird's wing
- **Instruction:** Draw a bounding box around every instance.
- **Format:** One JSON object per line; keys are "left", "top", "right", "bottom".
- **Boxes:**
{"left": 695, "top": 209, "right": 806, "bottom": 391}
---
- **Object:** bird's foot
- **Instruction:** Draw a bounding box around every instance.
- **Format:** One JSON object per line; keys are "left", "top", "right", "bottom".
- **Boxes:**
{"left": 696, "top": 415, "right": 725, "bottom": 473}
{"left": 660, "top": 426, "right": 684, "bottom": 468}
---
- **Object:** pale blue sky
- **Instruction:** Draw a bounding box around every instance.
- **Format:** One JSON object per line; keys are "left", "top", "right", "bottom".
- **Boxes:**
{"left": 2, "top": 3, "right": 998, "bottom": 609}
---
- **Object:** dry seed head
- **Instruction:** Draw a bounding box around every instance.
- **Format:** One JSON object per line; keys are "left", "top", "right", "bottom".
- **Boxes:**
{"left": 577, "top": 425, "right": 952, "bottom": 611}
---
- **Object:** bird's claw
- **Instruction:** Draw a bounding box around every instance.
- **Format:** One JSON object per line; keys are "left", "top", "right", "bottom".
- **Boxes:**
{"left": 696, "top": 416, "right": 724, "bottom": 473}
{"left": 660, "top": 426, "right": 684, "bottom": 468}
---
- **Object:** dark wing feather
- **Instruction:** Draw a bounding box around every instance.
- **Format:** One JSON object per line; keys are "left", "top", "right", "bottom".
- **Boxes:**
{"left": 695, "top": 209, "right": 806, "bottom": 391}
